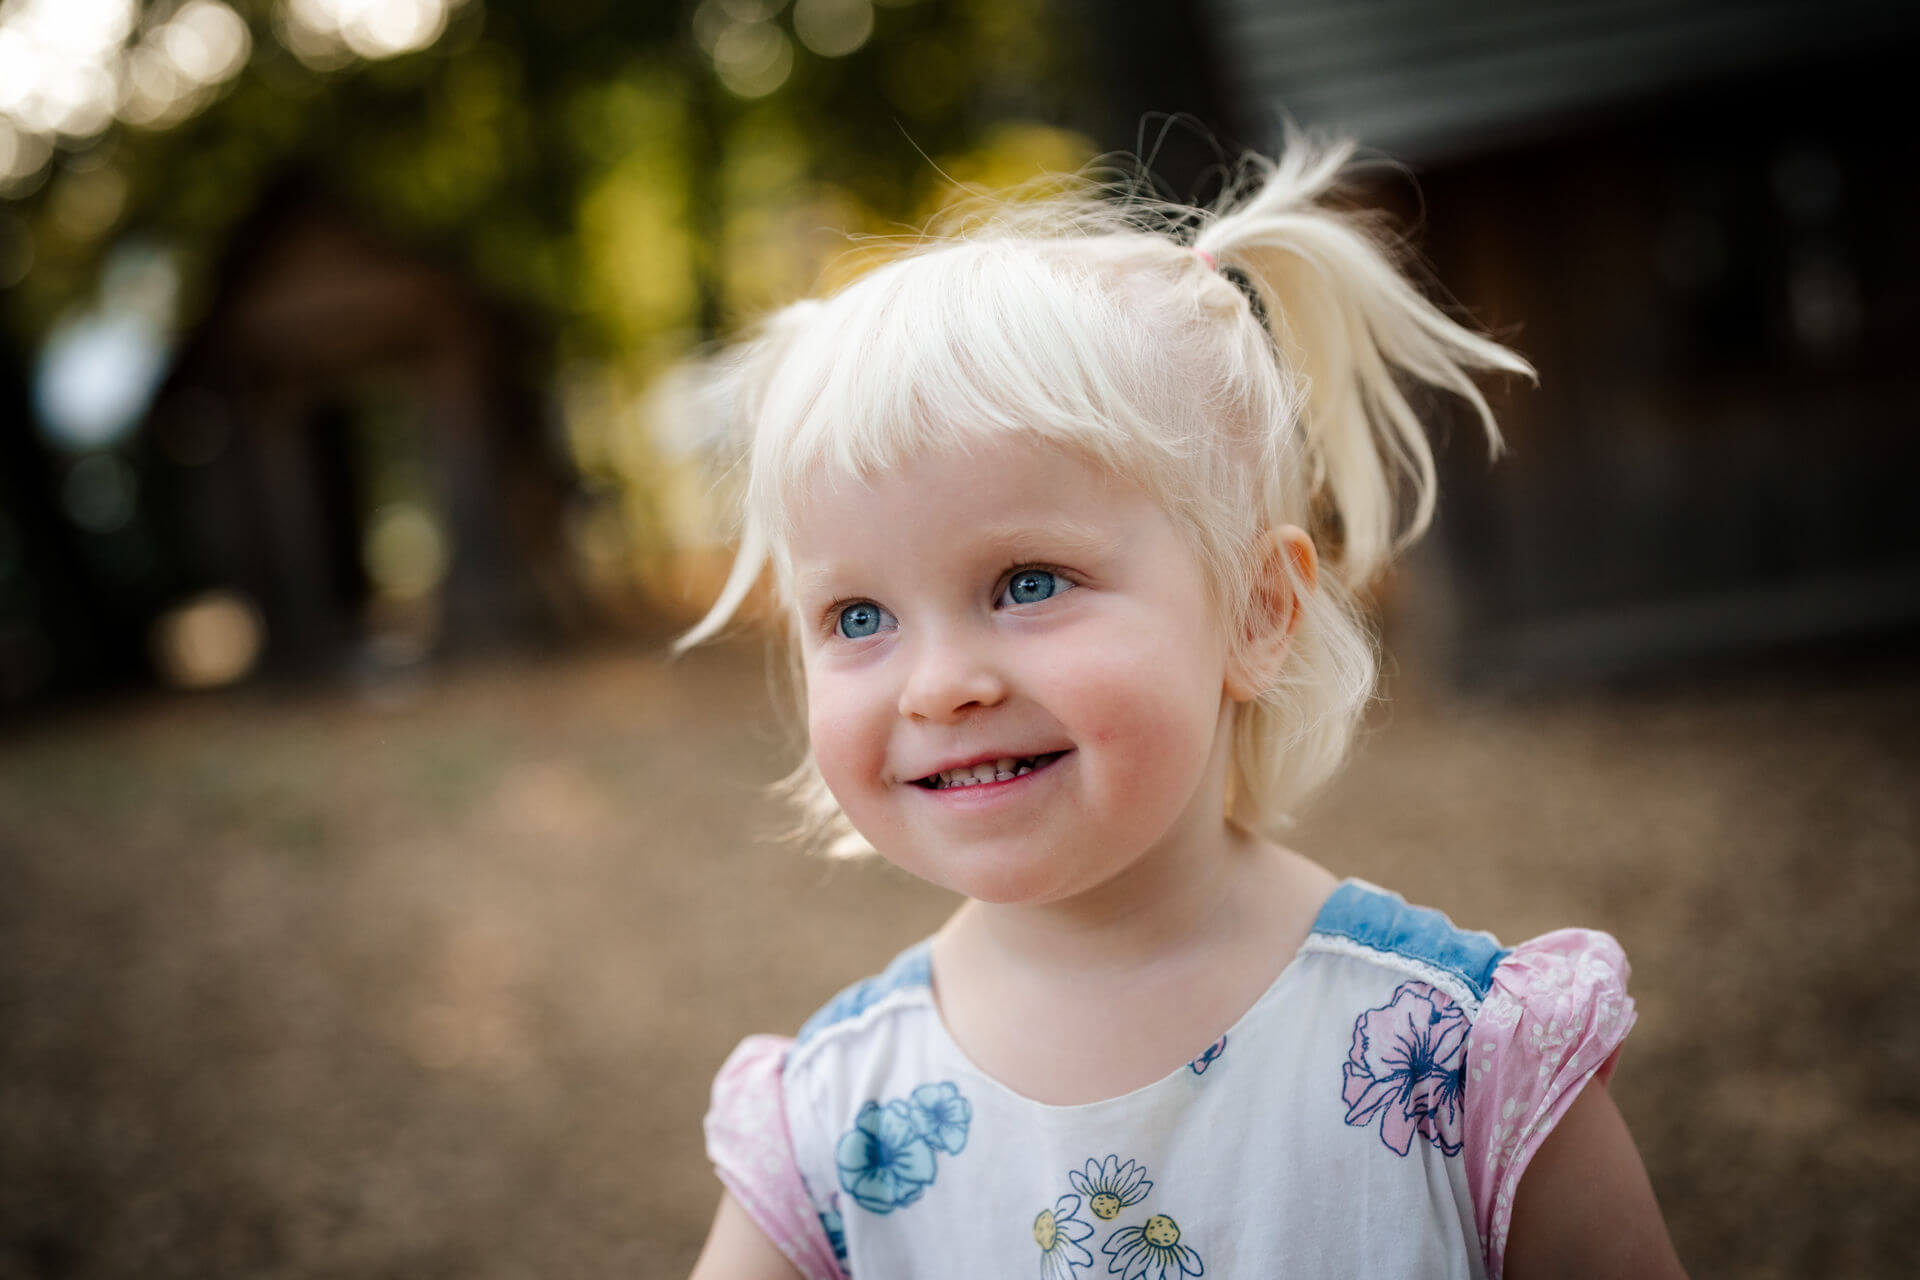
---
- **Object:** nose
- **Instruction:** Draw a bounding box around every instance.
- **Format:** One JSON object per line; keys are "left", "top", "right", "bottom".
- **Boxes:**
{"left": 897, "top": 629, "right": 1008, "bottom": 722}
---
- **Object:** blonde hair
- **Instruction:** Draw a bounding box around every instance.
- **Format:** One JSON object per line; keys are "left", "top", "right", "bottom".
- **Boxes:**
{"left": 676, "top": 136, "right": 1531, "bottom": 855}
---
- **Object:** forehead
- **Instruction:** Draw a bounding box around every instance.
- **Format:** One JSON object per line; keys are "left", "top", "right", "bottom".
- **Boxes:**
{"left": 783, "top": 437, "right": 1162, "bottom": 575}
{"left": 751, "top": 235, "right": 1185, "bottom": 532}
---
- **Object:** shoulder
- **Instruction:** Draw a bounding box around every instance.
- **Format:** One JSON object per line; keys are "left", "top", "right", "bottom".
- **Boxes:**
{"left": 1300, "top": 878, "right": 1510, "bottom": 1009}
{"left": 791, "top": 938, "right": 937, "bottom": 1056}
{"left": 700, "top": 940, "right": 944, "bottom": 1280}
{"left": 1297, "top": 880, "right": 1635, "bottom": 1109}
{"left": 704, "top": 1036, "right": 848, "bottom": 1280}
{"left": 782, "top": 938, "right": 950, "bottom": 1129}
{"left": 1301, "top": 881, "right": 1641, "bottom": 1276}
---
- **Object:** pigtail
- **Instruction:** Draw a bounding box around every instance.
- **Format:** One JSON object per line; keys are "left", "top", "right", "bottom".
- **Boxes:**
{"left": 673, "top": 138, "right": 1531, "bottom": 848}
{"left": 1191, "top": 138, "right": 1531, "bottom": 833}
{"left": 670, "top": 300, "right": 823, "bottom": 653}
{"left": 1193, "top": 138, "right": 1533, "bottom": 589}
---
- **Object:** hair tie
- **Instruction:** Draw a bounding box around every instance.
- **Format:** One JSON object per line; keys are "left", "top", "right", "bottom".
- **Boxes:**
{"left": 1195, "top": 248, "right": 1218, "bottom": 271}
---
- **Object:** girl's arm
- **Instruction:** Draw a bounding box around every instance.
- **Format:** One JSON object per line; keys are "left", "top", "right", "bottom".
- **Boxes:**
{"left": 688, "top": 1192, "right": 806, "bottom": 1280}
{"left": 1501, "top": 1082, "right": 1687, "bottom": 1279}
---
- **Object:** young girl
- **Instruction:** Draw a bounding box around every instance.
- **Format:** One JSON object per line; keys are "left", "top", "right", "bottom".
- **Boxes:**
{"left": 681, "top": 139, "right": 1685, "bottom": 1279}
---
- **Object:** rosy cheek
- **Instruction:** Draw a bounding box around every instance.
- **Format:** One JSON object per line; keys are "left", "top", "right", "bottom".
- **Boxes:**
{"left": 808, "top": 696, "right": 881, "bottom": 788}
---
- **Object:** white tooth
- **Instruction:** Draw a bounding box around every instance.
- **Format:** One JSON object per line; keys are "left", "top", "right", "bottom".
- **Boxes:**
{"left": 1015, "top": 765, "right": 1032, "bottom": 776}
{"left": 996, "top": 771, "right": 1013, "bottom": 781}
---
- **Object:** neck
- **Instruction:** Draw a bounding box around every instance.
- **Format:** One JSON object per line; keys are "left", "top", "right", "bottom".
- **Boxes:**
{"left": 962, "top": 828, "right": 1253, "bottom": 974}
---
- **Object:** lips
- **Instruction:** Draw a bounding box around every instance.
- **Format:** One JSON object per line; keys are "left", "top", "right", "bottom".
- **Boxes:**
{"left": 911, "top": 750, "right": 1068, "bottom": 790}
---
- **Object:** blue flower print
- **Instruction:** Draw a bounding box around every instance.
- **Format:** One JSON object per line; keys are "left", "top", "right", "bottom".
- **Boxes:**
{"left": 1188, "top": 1035, "right": 1227, "bottom": 1075}
{"left": 819, "top": 1204, "right": 847, "bottom": 1264}
{"left": 835, "top": 1100, "right": 937, "bottom": 1213}
{"left": 1067, "top": 1154, "right": 1152, "bottom": 1220}
{"left": 1032, "top": 1193, "right": 1095, "bottom": 1279}
{"left": 1103, "top": 1214, "right": 1204, "bottom": 1279}
{"left": 908, "top": 1081, "right": 972, "bottom": 1155}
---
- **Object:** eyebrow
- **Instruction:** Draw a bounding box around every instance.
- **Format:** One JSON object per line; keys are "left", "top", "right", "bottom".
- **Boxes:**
{"left": 978, "top": 516, "right": 1115, "bottom": 554}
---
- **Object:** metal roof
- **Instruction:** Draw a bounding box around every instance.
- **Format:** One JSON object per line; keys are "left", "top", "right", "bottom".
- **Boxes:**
{"left": 1205, "top": 0, "right": 1918, "bottom": 159}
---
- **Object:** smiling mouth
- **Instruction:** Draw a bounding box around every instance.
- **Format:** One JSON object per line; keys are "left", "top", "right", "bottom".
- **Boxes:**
{"left": 912, "top": 751, "right": 1068, "bottom": 790}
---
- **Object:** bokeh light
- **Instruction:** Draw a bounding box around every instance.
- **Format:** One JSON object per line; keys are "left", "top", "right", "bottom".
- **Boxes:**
{"left": 711, "top": 18, "right": 793, "bottom": 99}
{"left": 0, "top": 0, "right": 136, "bottom": 137}
{"left": 0, "top": 0, "right": 251, "bottom": 190}
{"left": 793, "top": 0, "right": 872, "bottom": 57}
{"left": 149, "top": 589, "right": 265, "bottom": 688}
{"left": 279, "top": 0, "right": 464, "bottom": 67}
{"left": 695, "top": 0, "right": 884, "bottom": 97}
{"left": 364, "top": 502, "right": 449, "bottom": 600}
{"left": 33, "top": 242, "right": 177, "bottom": 450}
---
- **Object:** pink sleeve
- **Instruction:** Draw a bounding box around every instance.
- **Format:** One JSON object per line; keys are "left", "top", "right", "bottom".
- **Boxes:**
{"left": 1463, "top": 929, "right": 1637, "bottom": 1279}
{"left": 704, "top": 1035, "right": 846, "bottom": 1280}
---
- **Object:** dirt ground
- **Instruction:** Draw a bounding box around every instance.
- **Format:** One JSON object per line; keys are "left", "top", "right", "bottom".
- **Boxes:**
{"left": 1, "top": 638, "right": 1915, "bottom": 1278}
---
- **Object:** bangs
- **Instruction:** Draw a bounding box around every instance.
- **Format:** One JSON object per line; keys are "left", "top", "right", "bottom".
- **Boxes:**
{"left": 680, "top": 135, "right": 1527, "bottom": 847}
{"left": 749, "top": 238, "right": 1200, "bottom": 542}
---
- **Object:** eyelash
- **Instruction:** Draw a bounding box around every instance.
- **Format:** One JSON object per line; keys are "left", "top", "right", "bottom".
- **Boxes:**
{"left": 818, "top": 563, "right": 1076, "bottom": 639}
{"left": 995, "top": 562, "right": 1076, "bottom": 606}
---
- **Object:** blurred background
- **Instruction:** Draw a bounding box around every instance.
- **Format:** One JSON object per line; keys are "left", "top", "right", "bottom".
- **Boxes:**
{"left": 1, "top": 0, "right": 1917, "bottom": 1274}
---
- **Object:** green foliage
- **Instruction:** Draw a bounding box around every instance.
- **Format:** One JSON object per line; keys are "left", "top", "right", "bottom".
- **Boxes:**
{"left": 5, "top": 0, "right": 1090, "bottom": 352}
{"left": 0, "top": 0, "right": 1098, "bottom": 608}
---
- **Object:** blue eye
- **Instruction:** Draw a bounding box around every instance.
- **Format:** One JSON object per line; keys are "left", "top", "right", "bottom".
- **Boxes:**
{"left": 1002, "top": 569, "right": 1069, "bottom": 606}
{"left": 836, "top": 602, "right": 893, "bottom": 638}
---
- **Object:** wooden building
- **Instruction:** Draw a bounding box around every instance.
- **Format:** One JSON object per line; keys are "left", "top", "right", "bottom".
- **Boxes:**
{"left": 1090, "top": 0, "right": 1920, "bottom": 683}
{"left": 143, "top": 178, "right": 581, "bottom": 674}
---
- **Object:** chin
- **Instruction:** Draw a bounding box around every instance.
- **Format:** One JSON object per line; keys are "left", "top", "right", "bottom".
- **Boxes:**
{"left": 932, "top": 850, "right": 1099, "bottom": 908}
{"left": 952, "top": 876, "right": 1053, "bottom": 907}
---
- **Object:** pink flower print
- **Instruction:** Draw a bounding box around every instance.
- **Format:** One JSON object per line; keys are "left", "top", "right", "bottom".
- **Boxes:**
{"left": 1188, "top": 1035, "right": 1227, "bottom": 1075}
{"left": 1341, "top": 982, "right": 1468, "bottom": 1157}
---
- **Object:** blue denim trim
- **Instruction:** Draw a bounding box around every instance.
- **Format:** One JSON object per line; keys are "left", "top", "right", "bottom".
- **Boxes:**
{"left": 1311, "top": 881, "right": 1509, "bottom": 1000}
{"left": 796, "top": 940, "right": 934, "bottom": 1047}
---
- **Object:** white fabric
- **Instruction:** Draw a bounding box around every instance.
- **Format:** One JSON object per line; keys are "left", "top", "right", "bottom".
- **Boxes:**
{"left": 785, "top": 935, "right": 1486, "bottom": 1275}
{"left": 705, "top": 882, "right": 1636, "bottom": 1278}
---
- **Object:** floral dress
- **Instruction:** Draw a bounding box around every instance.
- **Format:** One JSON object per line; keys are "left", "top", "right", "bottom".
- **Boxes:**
{"left": 704, "top": 880, "right": 1635, "bottom": 1280}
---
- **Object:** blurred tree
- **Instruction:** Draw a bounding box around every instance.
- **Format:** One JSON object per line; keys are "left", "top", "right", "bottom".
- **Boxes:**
{"left": 3, "top": 0, "right": 1094, "bottom": 358}
{"left": 0, "top": 0, "right": 1101, "bottom": 699}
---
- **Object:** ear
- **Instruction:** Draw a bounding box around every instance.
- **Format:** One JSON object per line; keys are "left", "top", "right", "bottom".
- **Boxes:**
{"left": 1225, "top": 525, "right": 1318, "bottom": 703}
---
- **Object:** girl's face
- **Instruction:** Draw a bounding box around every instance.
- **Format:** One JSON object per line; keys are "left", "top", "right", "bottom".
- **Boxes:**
{"left": 786, "top": 437, "right": 1240, "bottom": 907}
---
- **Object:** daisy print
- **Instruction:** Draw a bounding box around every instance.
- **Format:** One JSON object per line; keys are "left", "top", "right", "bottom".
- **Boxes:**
{"left": 1102, "top": 1214, "right": 1204, "bottom": 1280}
{"left": 1032, "top": 1193, "right": 1095, "bottom": 1279}
{"left": 1067, "top": 1154, "right": 1152, "bottom": 1221}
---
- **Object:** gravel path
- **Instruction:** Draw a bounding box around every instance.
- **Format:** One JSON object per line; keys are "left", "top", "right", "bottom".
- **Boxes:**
{"left": 1, "top": 642, "right": 1914, "bottom": 1276}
